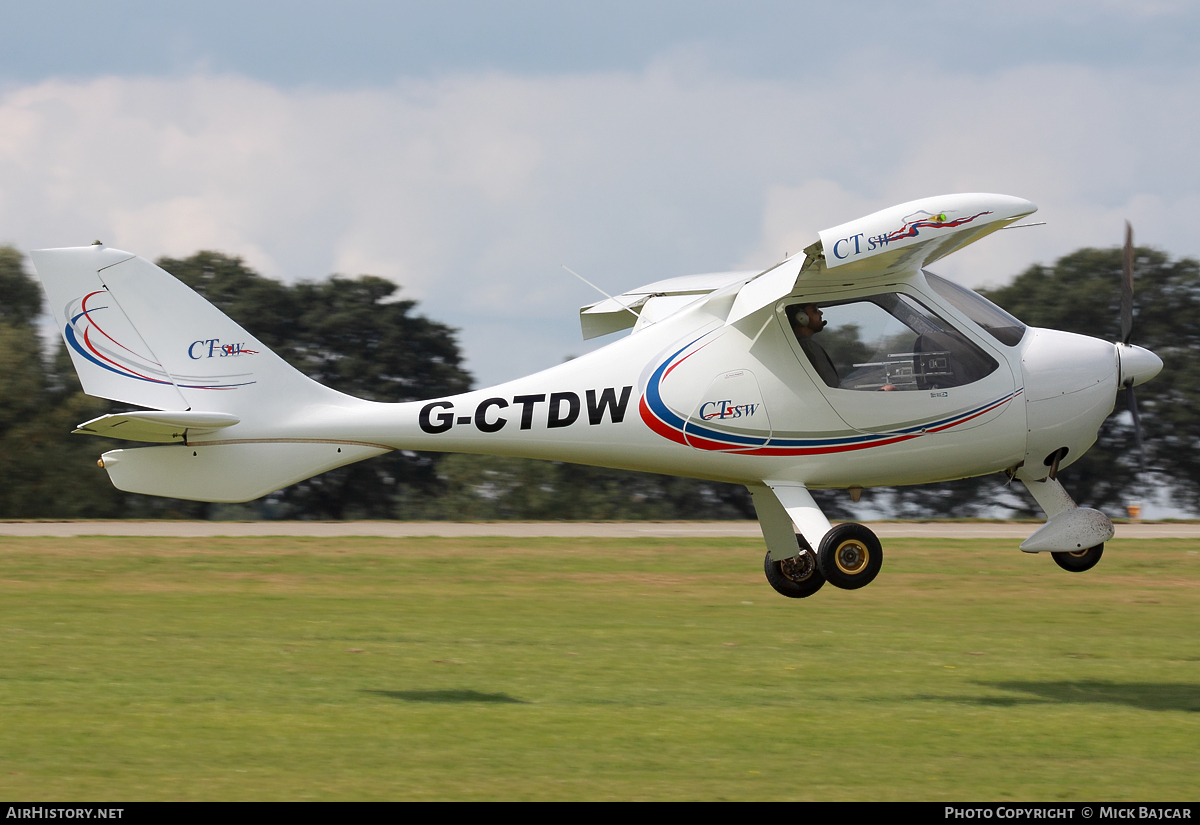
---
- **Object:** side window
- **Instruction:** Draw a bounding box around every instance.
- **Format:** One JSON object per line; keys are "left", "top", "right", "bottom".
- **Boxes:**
{"left": 787, "top": 294, "right": 999, "bottom": 391}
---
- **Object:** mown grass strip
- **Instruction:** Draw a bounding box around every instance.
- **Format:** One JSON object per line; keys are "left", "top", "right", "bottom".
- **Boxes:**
{"left": 1, "top": 536, "right": 1197, "bottom": 800}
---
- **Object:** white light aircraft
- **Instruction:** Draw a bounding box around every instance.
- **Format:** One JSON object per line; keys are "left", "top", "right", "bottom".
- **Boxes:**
{"left": 31, "top": 193, "right": 1163, "bottom": 597}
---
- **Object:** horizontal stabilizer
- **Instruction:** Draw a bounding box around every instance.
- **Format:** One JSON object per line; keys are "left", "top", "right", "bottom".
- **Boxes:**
{"left": 100, "top": 441, "right": 391, "bottom": 502}
{"left": 75, "top": 411, "right": 241, "bottom": 443}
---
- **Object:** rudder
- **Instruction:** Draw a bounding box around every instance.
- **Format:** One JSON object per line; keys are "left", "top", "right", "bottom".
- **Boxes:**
{"left": 32, "top": 245, "right": 345, "bottom": 419}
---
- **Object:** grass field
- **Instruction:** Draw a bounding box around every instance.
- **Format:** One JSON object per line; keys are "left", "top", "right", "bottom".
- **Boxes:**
{"left": 1, "top": 534, "right": 1197, "bottom": 800}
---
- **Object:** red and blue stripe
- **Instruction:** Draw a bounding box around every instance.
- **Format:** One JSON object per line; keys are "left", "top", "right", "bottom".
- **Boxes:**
{"left": 639, "top": 333, "right": 1021, "bottom": 456}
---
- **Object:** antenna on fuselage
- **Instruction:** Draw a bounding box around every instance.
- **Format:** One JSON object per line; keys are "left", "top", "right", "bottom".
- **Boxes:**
{"left": 562, "top": 265, "right": 641, "bottom": 320}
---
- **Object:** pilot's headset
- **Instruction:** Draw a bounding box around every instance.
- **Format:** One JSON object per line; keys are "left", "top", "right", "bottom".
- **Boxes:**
{"left": 794, "top": 304, "right": 826, "bottom": 333}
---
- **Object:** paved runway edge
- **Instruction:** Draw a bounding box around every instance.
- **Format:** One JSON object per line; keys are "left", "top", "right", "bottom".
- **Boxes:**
{"left": 1, "top": 521, "right": 1198, "bottom": 539}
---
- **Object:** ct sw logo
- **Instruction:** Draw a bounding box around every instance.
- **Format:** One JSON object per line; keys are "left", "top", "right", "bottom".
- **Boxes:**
{"left": 188, "top": 339, "right": 258, "bottom": 359}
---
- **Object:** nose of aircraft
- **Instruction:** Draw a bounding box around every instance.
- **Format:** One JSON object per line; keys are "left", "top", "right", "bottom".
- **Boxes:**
{"left": 1017, "top": 332, "right": 1165, "bottom": 482}
{"left": 1117, "top": 343, "right": 1163, "bottom": 388}
{"left": 1018, "top": 329, "right": 1122, "bottom": 480}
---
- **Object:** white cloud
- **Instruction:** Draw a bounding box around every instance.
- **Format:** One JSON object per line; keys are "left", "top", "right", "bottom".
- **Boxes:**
{"left": 1, "top": 61, "right": 1198, "bottom": 386}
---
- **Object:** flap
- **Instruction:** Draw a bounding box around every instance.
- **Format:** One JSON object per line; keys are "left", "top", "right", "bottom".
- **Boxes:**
{"left": 580, "top": 295, "right": 651, "bottom": 340}
{"left": 579, "top": 270, "right": 754, "bottom": 339}
{"left": 725, "top": 255, "right": 808, "bottom": 326}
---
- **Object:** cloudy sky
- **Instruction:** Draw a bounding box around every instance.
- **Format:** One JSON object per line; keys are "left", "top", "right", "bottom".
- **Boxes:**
{"left": 3, "top": 1, "right": 1198, "bottom": 387}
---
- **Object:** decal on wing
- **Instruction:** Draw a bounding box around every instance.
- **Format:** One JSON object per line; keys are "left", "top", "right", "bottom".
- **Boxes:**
{"left": 817, "top": 193, "right": 1036, "bottom": 271}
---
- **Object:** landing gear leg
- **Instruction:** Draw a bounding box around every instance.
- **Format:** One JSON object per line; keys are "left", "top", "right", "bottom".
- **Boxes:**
{"left": 764, "top": 535, "right": 826, "bottom": 598}
{"left": 1052, "top": 543, "right": 1104, "bottom": 572}
{"left": 817, "top": 523, "right": 884, "bottom": 590}
{"left": 1019, "top": 477, "right": 1114, "bottom": 556}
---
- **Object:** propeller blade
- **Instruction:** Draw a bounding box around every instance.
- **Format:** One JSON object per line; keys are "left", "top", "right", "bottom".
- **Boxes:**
{"left": 1126, "top": 380, "right": 1146, "bottom": 475}
{"left": 1121, "top": 221, "right": 1134, "bottom": 344}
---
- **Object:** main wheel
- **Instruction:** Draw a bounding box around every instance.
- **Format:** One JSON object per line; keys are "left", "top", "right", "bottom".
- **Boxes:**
{"left": 1052, "top": 543, "right": 1103, "bottom": 572}
{"left": 764, "top": 544, "right": 826, "bottom": 599}
{"left": 817, "top": 523, "right": 883, "bottom": 590}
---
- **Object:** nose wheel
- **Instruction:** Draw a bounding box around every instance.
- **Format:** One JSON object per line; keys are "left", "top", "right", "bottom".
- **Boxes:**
{"left": 764, "top": 535, "right": 826, "bottom": 598}
{"left": 817, "top": 523, "right": 884, "bottom": 590}
{"left": 1052, "top": 543, "right": 1104, "bottom": 572}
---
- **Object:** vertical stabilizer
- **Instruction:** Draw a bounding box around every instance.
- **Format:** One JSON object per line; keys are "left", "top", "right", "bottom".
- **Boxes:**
{"left": 32, "top": 245, "right": 189, "bottom": 411}
{"left": 31, "top": 246, "right": 352, "bottom": 420}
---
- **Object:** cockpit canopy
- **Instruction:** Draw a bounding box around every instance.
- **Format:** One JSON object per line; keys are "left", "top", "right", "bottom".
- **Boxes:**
{"left": 923, "top": 271, "right": 1027, "bottom": 347}
{"left": 787, "top": 290, "right": 1002, "bottom": 392}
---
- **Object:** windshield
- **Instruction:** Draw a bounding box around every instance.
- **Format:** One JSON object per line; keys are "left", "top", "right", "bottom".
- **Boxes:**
{"left": 924, "top": 271, "right": 1027, "bottom": 346}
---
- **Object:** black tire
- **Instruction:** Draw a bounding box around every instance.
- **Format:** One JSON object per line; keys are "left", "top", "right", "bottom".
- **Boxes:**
{"left": 817, "top": 522, "right": 883, "bottom": 590}
{"left": 764, "top": 543, "right": 826, "bottom": 599}
{"left": 1052, "top": 543, "right": 1103, "bottom": 572}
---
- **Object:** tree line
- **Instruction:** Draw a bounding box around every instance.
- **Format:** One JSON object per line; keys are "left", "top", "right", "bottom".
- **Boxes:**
{"left": 0, "top": 248, "right": 755, "bottom": 520}
{"left": 0, "top": 244, "right": 1195, "bottom": 520}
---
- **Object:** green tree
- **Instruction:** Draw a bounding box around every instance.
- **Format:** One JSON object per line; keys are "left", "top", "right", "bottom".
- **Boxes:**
{"left": 154, "top": 252, "right": 763, "bottom": 521}
{"left": 0, "top": 321, "right": 52, "bottom": 515}
{"left": 860, "top": 247, "right": 1200, "bottom": 520}
{"left": 421, "top": 455, "right": 758, "bottom": 520}
{"left": 4, "top": 245, "right": 759, "bottom": 521}
{"left": 0, "top": 246, "right": 44, "bottom": 324}
{"left": 0, "top": 247, "right": 128, "bottom": 517}
{"left": 981, "top": 246, "right": 1200, "bottom": 515}
{"left": 34, "top": 244, "right": 1194, "bottom": 523}
{"left": 156, "top": 252, "right": 473, "bottom": 519}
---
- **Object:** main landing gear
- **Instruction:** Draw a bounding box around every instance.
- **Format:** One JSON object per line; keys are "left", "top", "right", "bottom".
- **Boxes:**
{"left": 764, "top": 537, "right": 826, "bottom": 598}
{"left": 763, "top": 523, "right": 884, "bottom": 598}
{"left": 816, "top": 522, "right": 884, "bottom": 590}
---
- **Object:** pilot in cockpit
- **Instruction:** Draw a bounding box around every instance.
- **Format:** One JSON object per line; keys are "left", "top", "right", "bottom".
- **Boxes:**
{"left": 791, "top": 304, "right": 840, "bottom": 388}
{"left": 791, "top": 303, "right": 897, "bottom": 391}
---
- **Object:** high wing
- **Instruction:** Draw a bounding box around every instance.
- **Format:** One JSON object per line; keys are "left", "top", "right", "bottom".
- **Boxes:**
{"left": 579, "top": 193, "right": 1037, "bottom": 336}
{"left": 728, "top": 193, "right": 1035, "bottom": 325}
